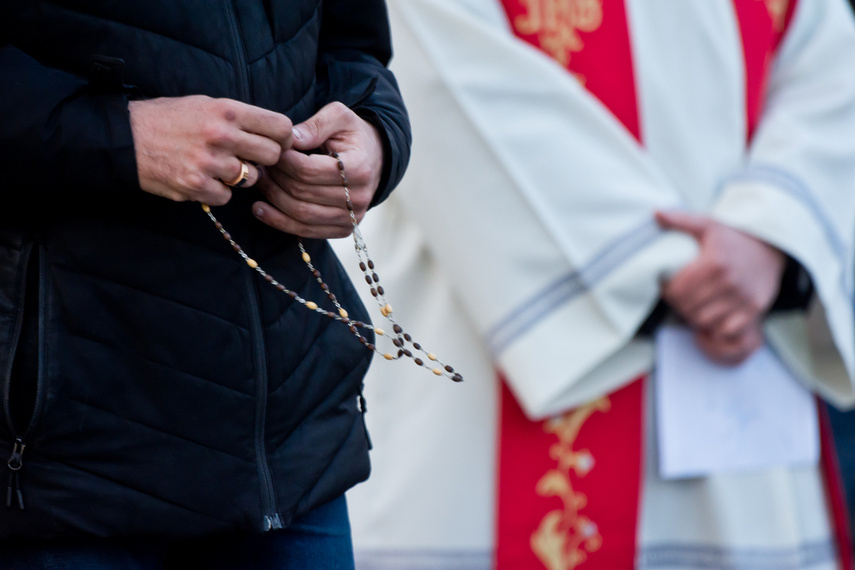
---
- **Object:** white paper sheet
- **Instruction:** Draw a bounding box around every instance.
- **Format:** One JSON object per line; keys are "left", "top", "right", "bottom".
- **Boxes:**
{"left": 655, "top": 325, "right": 819, "bottom": 480}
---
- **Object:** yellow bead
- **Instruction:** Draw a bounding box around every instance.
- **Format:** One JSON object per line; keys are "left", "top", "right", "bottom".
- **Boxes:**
{"left": 375, "top": 328, "right": 385, "bottom": 336}
{"left": 428, "top": 353, "right": 437, "bottom": 361}
{"left": 302, "top": 252, "right": 311, "bottom": 263}
{"left": 246, "top": 258, "right": 258, "bottom": 269}
{"left": 306, "top": 301, "right": 318, "bottom": 311}
{"left": 432, "top": 368, "right": 443, "bottom": 376}
{"left": 339, "top": 308, "right": 348, "bottom": 319}
{"left": 201, "top": 204, "right": 211, "bottom": 213}
{"left": 384, "top": 353, "right": 394, "bottom": 360}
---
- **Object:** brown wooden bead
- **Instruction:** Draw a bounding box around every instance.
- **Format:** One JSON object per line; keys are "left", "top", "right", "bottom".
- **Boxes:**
{"left": 232, "top": 244, "right": 242, "bottom": 252}
{"left": 223, "top": 232, "right": 231, "bottom": 241}
{"left": 312, "top": 270, "right": 321, "bottom": 279}
{"left": 452, "top": 373, "right": 463, "bottom": 382}
{"left": 214, "top": 222, "right": 223, "bottom": 230}
{"left": 403, "top": 349, "right": 412, "bottom": 358}
{"left": 368, "top": 260, "right": 375, "bottom": 270}
{"left": 370, "top": 288, "right": 378, "bottom": 297}
{"left": 404, "top": 334, "right": 412, "bottom": 342}
{"left": 392, "top": 339, "right": 402, "bottom": 347}
{"left": 264, "top": 275, "right": 274, "bottom": 282}
{"left": 414, "top": 358, "right": 423, "bottom": 366}
{"left": 397, "top": 349, "right": 404, "bottom": 357}
{"left": 349, "top": 326, "right": 358, "bottom": 334}
{"left": 413, "top": 343, "right": 422, "bottom": 351}
{"left": 359, "top": 262, "right": 367, "bottom": 271}
{"left": 366, "top": 343, "right": 375, "bottom": 351}
{"left": 365, "top": 276, "right": 373, "bottom": 285}
{"left": 377, "top": 286, "right": 385, "bottom": 295}
{"left": 393, "top": 324, "right": 403, "bottom": 334}
{"left": 445, "top": 365, "right": 454, "bottom": 373}
{"left": 372, "top": 273, "right": 379, "bottom": 283}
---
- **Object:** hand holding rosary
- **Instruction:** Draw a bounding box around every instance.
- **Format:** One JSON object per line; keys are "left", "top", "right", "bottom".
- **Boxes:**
{"left": 202, "top": 152, "right": 462, "bottom": 382}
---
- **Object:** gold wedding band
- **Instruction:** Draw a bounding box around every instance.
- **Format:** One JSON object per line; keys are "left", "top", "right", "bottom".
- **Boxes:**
{"left": 223, "top": 160, "right": 250, "bottom": 188}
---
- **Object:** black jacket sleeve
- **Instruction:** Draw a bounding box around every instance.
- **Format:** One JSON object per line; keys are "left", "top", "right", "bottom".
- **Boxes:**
{"left": 0, "top": 45, "right": 140, "bottom": 198}
{"left": 315, "top": 0, "right": 412, "bottom": 207}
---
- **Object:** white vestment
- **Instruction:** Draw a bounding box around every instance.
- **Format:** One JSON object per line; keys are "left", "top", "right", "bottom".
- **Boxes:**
{"left": 334, "top": 0, "right": 855, "bottom": 568}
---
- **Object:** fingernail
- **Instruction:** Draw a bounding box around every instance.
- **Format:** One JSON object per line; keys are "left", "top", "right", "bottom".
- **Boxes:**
{"left": 292, "top": 127, "right": 304, "bottom": 140}
{"left": 255, "top": 207, "right": 265, "bottom": 218}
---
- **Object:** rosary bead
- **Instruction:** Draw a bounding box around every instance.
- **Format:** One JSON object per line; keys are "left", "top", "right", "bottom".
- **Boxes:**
{"left": 404, "top": 333, "right": 412, "bottom": 342}
{"left": 392, "top": 339, "right": 402, "bottom": 347}
{"left": 375, "top": 328, "right": 385, "bottom": 336}
{"left": 305, "top": 301, "right": 318, "bottom": 311}
{"left": 384, "top": 353, "right": 394, "bottom": 360}
{"left": 339, "top": 308, "right": 348, "bottom": 318}
{"left": 368, "top": 260, "right": 375, "bottom": 270}
{"left": 232, "top": 243, "right": 242, "bottom": 252}
{"left": 246, "top": 258, "right": 258, "bottom": 269}
{"left": 365, "top": 276, "right": 373, "bottom": 285}
{"left": 413, "top": 343, "right": 422, "bottom": 351}
{"left": 393, "top": 324, "right": 403, "bottom": 334}
{"left": 445, "top": 365, "right": 454, "bottom": 373}
{"left": 370, "top": 288, "right": 378, "bottom": 297}
{"left": 349, "top": 325, "right": 358, "bottom": 334}
{"left": 202, "top": 204, "right": 211, "bottom": 213}
{"left": 452, "top": 373, "right": 463, "bottom": 382}
{"left": 403, "top": 349, "right": 412, "bottom": 358}
{"left": 372, "top": 273, "right": 379, "bottom": 283}
{"left": 215, "top": 222, "right": 223, "bottom": 230}
{"left": 428, "top": 353, "right": 437, "bottom": 361}
{"left": 223, "top": 232, "right": 232, "bottom": 241}
{"left": 381, "top": 304, "right": 393, "bottom": 317}
{"left": 414, "top": 358, "right": 423, "bottom": 366}
{"left": 432, "top": 368, "right": 443, "bottom": 376}
{"left": 264, "top": 274, "right": 274, "bottom": 283}
{"left": 366, "top": 343, "right": 375, "bottom": 351}
{"left": 377, "top": 286, "right": 385, "bottom": 295}
{"left": 359, "top": 262, "right": 367, "bottom": 271}
{"left": 276, "top": 284, "right": 287, "bottom": 291}
{"left": 312, "top": 269, "right": 321, "bottom": 279}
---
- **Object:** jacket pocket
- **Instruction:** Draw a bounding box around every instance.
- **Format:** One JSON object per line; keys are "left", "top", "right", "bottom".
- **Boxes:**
{"left": 3, "top": 241, "right": 46, "bottom": 510}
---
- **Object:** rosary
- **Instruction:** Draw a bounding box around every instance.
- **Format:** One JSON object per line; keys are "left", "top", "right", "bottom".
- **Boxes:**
{"left": 202, "top": 152, "right": 462, "bottom": 382}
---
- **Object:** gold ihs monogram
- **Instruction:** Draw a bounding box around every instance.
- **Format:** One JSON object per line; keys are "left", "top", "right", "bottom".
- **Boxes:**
{"left": 514, "top": 0, "right": 604, "bottom": 66}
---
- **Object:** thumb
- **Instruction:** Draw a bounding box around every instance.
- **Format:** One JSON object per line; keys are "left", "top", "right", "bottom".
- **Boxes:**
{"left": 291, "top": 102, "right": 351, "bottom": 151}
{"left": 655, "top": 210, "right": 710, "bottom": 239}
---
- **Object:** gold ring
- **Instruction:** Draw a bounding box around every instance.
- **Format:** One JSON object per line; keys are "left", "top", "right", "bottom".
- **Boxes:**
{"left": 223, "top": 160, "right": 250, "bottom": 188}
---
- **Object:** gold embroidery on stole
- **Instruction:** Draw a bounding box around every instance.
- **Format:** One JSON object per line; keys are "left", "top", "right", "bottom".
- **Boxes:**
{"left": 760, "top": 0, "right": 790, "bottom": 31}
{"left": 513, "top": 0, "right": 604, "bottom": 66}
{"left": 531, "top": 397, "right": 610, "bottom": 569}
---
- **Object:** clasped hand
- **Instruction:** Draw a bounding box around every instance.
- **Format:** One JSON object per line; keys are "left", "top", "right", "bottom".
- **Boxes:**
{"left": 130, "top": 97, "right": 382, "bottom": 239}
{"left": 656, "top": 211, "right": 786, "bottom": 365}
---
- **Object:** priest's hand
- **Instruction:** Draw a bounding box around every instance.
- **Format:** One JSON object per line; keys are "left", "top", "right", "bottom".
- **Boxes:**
{"left": 129, "top": 96, "right": 293, "bottom": 205}
{"left": 656, "top": 210, "right": 786, "bottom": 364}
{"left": 253, "top": 102, "right": 384, "bottom": 239}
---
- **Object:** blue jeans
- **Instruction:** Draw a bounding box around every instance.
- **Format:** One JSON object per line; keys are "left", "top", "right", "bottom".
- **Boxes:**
{"left": 0, "top": 495, "right": 355, "bottom": 570}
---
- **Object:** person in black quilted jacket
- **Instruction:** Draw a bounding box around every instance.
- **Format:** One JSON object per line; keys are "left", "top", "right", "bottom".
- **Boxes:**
{"left": 0, "top": 1, "right": 410, "bottom": 568}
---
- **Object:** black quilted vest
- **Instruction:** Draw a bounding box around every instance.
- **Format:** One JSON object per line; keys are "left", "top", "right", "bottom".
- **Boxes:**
{"left": 0, "top": 0, "right": 410, "bottom": 538}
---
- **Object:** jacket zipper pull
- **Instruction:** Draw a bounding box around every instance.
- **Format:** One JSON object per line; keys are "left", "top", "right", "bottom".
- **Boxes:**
{"left": 6, "top": 437, "right": 25, "bottom": 510}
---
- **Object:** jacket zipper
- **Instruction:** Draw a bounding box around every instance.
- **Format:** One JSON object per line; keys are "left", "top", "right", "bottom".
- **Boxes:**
{"left": 245, "top": 272, "right": 282, "bottom": 531}
{"left": 227, "top": 2, "right": 277, "bottom": 531}
{"left": 3, "top": 241, "right": 46, "bottom": 510}
{"left": 225, "top": 0, "right": 252, "bottom": 103}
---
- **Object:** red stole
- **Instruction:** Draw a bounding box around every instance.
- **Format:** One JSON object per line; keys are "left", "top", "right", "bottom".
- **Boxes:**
{"left": 493, "top": 2, "right": 840, "bottom": 569}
